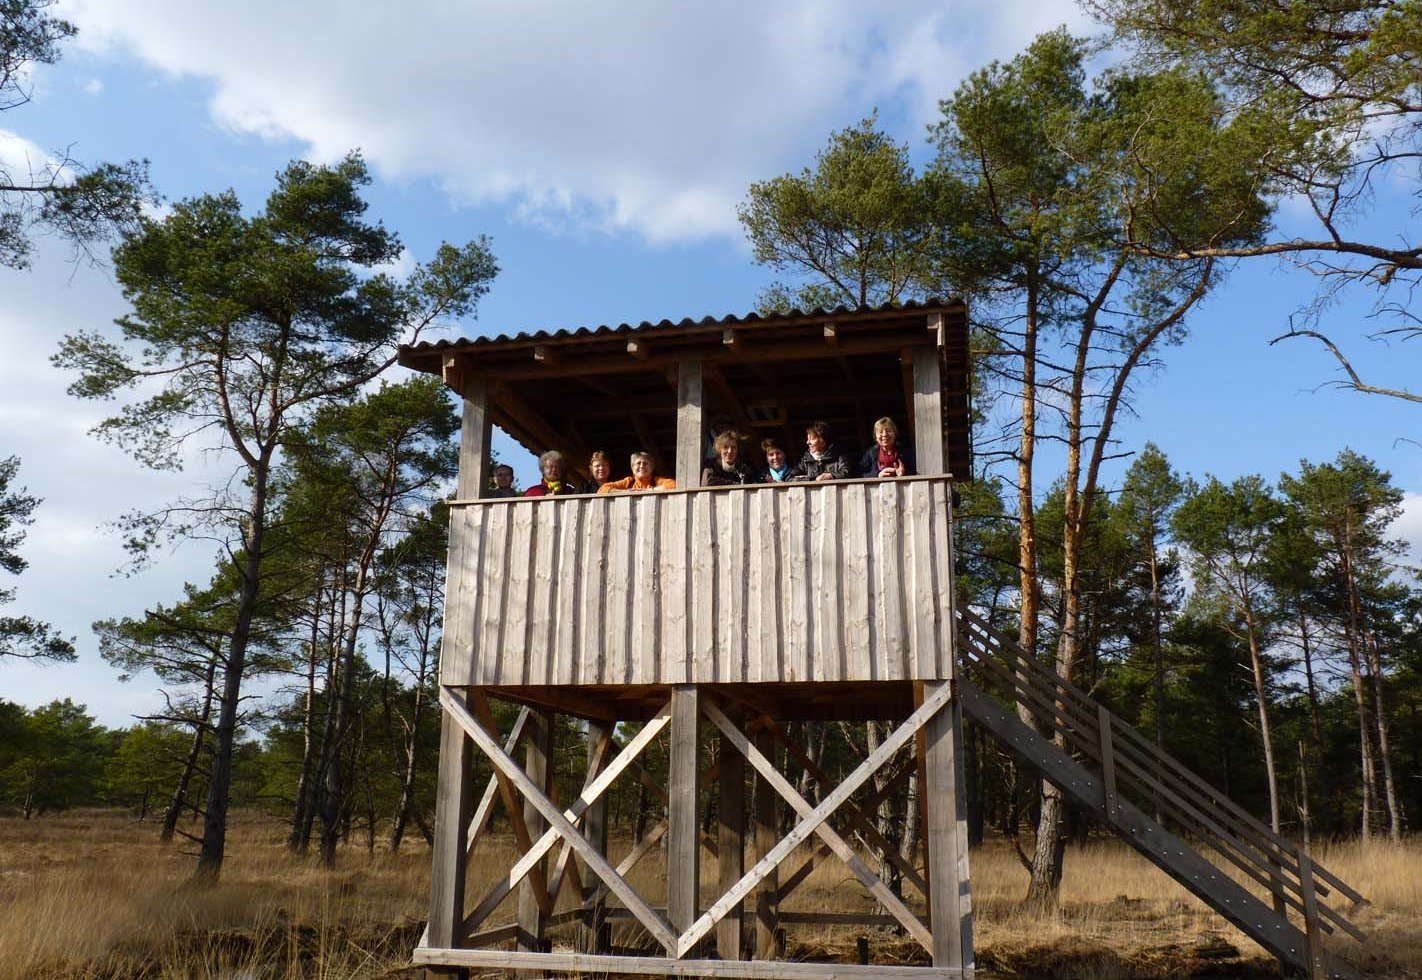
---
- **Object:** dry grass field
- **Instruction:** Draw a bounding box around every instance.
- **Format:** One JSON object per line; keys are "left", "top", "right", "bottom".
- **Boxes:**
{"left": 0, "top": 809, "right": 1417, "bottom": 979}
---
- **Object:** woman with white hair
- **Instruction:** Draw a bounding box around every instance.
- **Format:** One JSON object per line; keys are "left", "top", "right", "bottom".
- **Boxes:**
{"left": 523, "top": 449, "right": 578, "bottom": 497}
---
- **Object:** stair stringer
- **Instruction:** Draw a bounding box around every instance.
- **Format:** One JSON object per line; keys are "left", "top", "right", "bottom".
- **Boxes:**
{"left": 958, "top": 679, "right": 1358, "bottom": 980}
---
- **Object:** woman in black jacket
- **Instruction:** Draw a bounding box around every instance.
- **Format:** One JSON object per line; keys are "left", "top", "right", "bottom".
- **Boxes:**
{"left": 795, "top": 421, "right": 853, "bottom": 482}
{"left": 859, "top": 417, "right": 915, "bottom": 478}
{"left": 702, "top": 431, "right": 758, "bottom": 487}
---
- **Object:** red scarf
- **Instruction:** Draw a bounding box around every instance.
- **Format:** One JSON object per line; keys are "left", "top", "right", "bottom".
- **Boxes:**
{"left": 877, "top": 446, "right": 900, "bottom": 471}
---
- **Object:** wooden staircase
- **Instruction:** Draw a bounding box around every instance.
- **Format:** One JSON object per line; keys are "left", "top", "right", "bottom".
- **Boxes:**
{"left": 953, "top": 607, "right": 1368, "bottom": 980}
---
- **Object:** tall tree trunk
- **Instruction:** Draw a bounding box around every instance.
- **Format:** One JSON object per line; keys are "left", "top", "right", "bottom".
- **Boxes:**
{"left": 1340, "top": 517, "right": 1377, "bottom": 843}
{"left": 288, "top": 580, "right": 326, "bottom": 852}
{"left": 1015, "top": 280, "right": 1040, "bottom": 693}
{"left": 1242, "top": 599, "right": 1282, "bottom": 834}
{"left": 1298, "top": 608, "right": 1323, "bottom": 744}
{"left": 195, "top": 464, "right": 270, "bottom": 884}
{"left": 320, "top": 554, "right": 376, "bottom": 867}
{"left": 1363, "top": 628, "right": 1403, "bottom": 841}
{"left": 162, "top": 658, "right": 217, "bottom": 843}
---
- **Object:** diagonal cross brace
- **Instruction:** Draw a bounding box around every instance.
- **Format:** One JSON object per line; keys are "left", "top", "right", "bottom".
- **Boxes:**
{"left": 464, "top": 704, "right": 671, "bottom": 932}
{"left": 680, "top": 687, "right": 954, "bottom": 957}
{"left": 466, "top": 706, "right": 531, "bottom": 855}
{"left": 440, "top": 688, "right": 679, "bottom": 953}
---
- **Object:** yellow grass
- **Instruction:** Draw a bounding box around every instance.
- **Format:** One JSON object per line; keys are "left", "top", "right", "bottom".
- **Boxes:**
{"left": 1, "top": 809, "right": 1418, "bottom": 979}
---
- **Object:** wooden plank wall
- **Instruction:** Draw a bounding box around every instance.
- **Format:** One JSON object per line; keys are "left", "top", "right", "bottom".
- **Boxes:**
{"left": 441, "top": 477, "right": 955, "bottom": 687}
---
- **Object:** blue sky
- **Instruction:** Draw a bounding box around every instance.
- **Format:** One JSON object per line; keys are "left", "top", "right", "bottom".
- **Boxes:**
{"left": 2, "top": 1, "right": 1418, "bottom": 725}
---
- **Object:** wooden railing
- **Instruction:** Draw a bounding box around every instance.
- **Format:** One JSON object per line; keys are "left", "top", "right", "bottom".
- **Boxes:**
{"left": 439, "top": 476, "right": 956, "bottom": 688}
{"left": 955, "top": 607, "right": 1366, "bottom": 978}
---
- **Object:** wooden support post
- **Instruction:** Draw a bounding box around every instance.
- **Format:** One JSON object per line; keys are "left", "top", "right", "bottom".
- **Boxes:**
{"left": 752, "top": 726, "right": 780, "bottom": 959}
{"left": 518, "top": 709, "right": 554, "bottom": 952}
{"left": 911, "top": 349, "right": 944, "bottom": 477}
{"left": 676, "top": 362, "right": 704, "bottom": 489}
{"left": 718, "top": 711, "right": 746, "bottom": 960}
{"left": 668, "top": 685, "right": 702, "bottom": 940}
{"left": 457, "top": 379, "right": 492, "bottom": 500}
{"left": 1298, "top": 851, "right": 1327, "bottom": 980}
{"left": 1098, "top": 704, "right": 1119, "bottom": 822}
{"left": 922, "top": 680, "right": 973, "bottom": 972}
{"left": 428, "top": 689, "right": 477, "bottom": 951}
{"left": 584, "top": 719, "right": 614, "bottom": 954}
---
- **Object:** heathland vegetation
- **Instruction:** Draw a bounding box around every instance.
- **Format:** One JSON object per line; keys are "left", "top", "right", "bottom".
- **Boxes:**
{"left": 2, "top": 0, "right": 1421, "bottom": 976}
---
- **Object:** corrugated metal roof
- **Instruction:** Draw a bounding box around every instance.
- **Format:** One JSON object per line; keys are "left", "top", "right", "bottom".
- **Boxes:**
{"left": 400, "top": 297, "right": 961, "bottom": 354}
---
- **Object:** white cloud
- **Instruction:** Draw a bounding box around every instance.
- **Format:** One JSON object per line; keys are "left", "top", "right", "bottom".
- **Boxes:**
{"left": 64, "top": 0, "right": 1086, "bottom": 244}
{"left": 0, "top": 127, "right": 60, "bottom": 185}
{"left": 83, "top": 78, "right": 104, "bottom": 95}
{"left": 0, "top": 246, "right": 221, "bottom": 726}
{"left": 1396, "top": 492, "right": 1422, "bottom": 571}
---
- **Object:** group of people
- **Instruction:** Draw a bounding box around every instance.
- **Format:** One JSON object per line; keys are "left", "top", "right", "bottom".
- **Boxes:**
{"left": 487, "top": 417, "right": 915, "bottom": 498}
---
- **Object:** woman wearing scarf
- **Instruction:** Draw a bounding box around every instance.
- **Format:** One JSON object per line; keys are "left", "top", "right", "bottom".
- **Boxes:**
{"left": 859, "top": 417, "right": 915, "bottom": 479}
{"left": 598, "top": 452, "right": 676, "bottom": 493}
{"left": 760, "top": 438, "right": 796, "bottom": 483}
{"left": 523, "top": 450, "right": 578, "bottom": 496}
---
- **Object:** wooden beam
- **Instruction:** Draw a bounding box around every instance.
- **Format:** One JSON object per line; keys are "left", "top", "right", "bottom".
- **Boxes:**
{"left": 413, "top": 947, "right": 969, "bottom": 980}
{"left": 717, "top": 711, "right": 746, "bottom": 960}
{"left": 468, "top": 331, "right": 939, "bottom": 381}
{"left": 668, "top": 685, "right": 702, "bottom": 937}
{"left": 703, "top": 364, "right": 755, "bottom": 437}
{"left": 927, "top": 312, "right": 946, "bottom": 347}
{"left": 518, "top": 709, "right": 554, "bottom": 951}
{"left": 466, "top": 693, "right": 551, "bottom": 918}
{"left": 764, "top": 717, "right": 928, "bottom": 897}
{"left": 466, "top": 707, "right": 531, "bottom": 854}
{"left": 491, "top": 381, "right": 592, "bottom": 471}
{"left": 441, "top": 354, "right": 465, "bottom": 393}
{"left": 922, "top": 680, "right": 973, "bottom": 971}
{"left": 675, "top": 364, "right": 704, "bottom": 489}
{"left": 584, "top": 719, "right": 615, "bottom": 954}
{"left": 912, "top": 348, "right": 945, "bottom": 476}
{"left": 685, "top": 693, "right": 952, "bottom": 957}
{"left": 900, "top": 351, "right": 917, "bottom": 444}
{"left": 440, "top": 688, "right": 679, "bottom": 952}
{"left": 751, "top": 726, "right": 779, "bottom": 960}
{"left": 464, "top": 706, "right": 672, "bottom": 934}
{"left": 427, "top": 688, "right": 477, "bottom": 949}
{"left": 631, "top": 412, "right": 664, "bottom": 464}
{"left": 457, "top": 378, "right": 492, "bottom": 500}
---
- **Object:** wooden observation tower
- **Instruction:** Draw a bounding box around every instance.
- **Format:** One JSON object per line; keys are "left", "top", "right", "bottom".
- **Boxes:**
{"left": 400, "top": 300, "right": 1367, "bottom": 980}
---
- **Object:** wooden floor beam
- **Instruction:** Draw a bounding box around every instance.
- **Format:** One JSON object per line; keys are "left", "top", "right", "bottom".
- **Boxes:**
{"left": 668, "top": 685, "right": 702, "bottom": 939}
{"left": 751, "top": 726, "right": 780, "bottom": 960}
{"left": 718, "top": 710, "right": 746, "bottom": 960}
{"left": 517, "top": 708, "right": 554, "bottom": 952}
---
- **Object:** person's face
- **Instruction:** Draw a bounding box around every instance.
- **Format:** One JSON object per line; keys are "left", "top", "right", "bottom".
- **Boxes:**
{"left": 494, "top": 467, "right": 513, "bottom": 488}
{"left": 719, "top": 443, "right": 739, "bottom": 467}
{"left": 766, "top": 447, "right": 785, "bottom": 469}
{"left": 632, "top": 456, "right": 653, "bottom": 480}
{"left": 876, "top": 427, "right": 896, "bottom": 449}
{"left": 806, "top": 429, "right": 827, "bottom": 454}
{"left": 591, "top": 458, "right": 610, "bottom": 481}
{"left": 542, "top": 458, "right": 564, "bottom": 481}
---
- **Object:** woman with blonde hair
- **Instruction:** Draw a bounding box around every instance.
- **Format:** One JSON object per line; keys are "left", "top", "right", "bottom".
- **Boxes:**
{"left": 702, "top": 430, "right": 756, "bottom": 487}
{"left": 859, "top": 417, "right": 914, "bottom": 478}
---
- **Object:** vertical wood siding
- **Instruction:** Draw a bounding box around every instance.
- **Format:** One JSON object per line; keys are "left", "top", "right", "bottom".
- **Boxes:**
{"left": 440, "top": 478, "right": 955, "bottom": 686}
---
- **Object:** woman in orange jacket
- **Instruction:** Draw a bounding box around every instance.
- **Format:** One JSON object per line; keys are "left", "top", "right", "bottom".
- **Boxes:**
{"left": 598, "top": 452, "right": 676, "bottom": 493}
